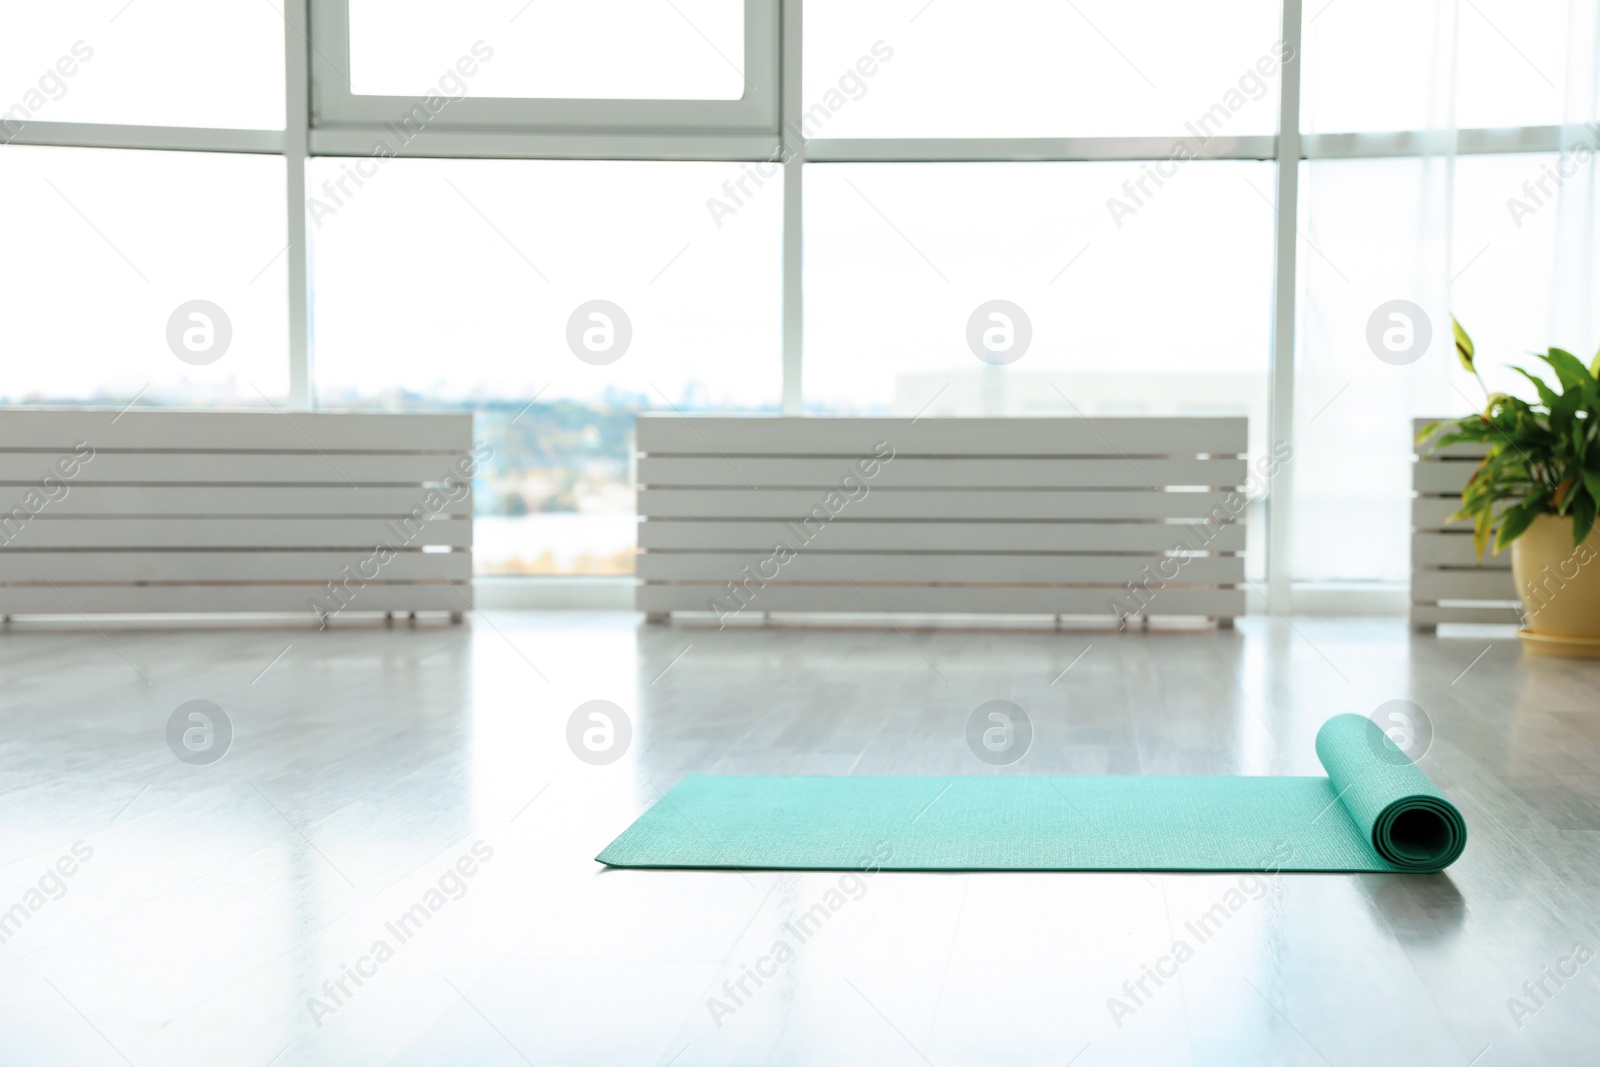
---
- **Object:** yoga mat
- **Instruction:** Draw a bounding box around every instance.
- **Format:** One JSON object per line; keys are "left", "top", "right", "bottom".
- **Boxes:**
{"left": 598, "top": 715, "right": 1466, "bottom": 873}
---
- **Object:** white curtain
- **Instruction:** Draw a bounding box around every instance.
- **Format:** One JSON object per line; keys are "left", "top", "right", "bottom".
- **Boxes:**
{"left": 1292, "top": 0, "right": 1600, "bottom": 583}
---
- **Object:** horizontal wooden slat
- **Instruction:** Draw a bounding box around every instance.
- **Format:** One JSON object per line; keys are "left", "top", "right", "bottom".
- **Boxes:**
{"left": 1410, "top": 603, "right": 1524, "bottom": 626}
{"left": 639, "top": 489, "right": 1241, "bottom": 521}
{"left": 636, "top": 416, "right": 1247, "bottom": 457}
{"left": 1411, "top": 533, "right": 1509, "bottom": 568}
{"left": 637, "top": 584, "right": 1244, "bottom": 616}
{"left": 0, "top": 551, "right": 468, "bottom": 582}
{"left": 0, "top": 518, "right": 471, "bottom": 549}
{"left": 1418, "top": 442, "right": 1491, "bottom": 458}
{"left": 0, "top": 584, "right": 470, "bottom": 615}
{"left": 0, "top": 486, "right": 470, "bottom": 517}
{"left": 637, "top": 456, "right": 1247, "bottom": 489}
{"left": 1413, "top": 461, "right": 1482, "bottom": 493}
{"left": 637, "top": 552, "right": 1244, "bottom": 584}
{"left": 638, "top": 520, "right": 1246, "bottom": 553}
{"left": 0, "top": 452, "right": 473, "bottom": 484}
{"left": 1413, "top": 570, "right": 1518, "bottom": 600}
{"left": 1412, "top": 497, "right": 1472, "bottom": 530}
{"left": 0, "top": 409, "right": 472, "bottom": 452}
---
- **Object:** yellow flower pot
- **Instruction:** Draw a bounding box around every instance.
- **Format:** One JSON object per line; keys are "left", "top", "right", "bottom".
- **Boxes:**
{"left": 1511, "top": 514, "right": 1600, "bottom": 657}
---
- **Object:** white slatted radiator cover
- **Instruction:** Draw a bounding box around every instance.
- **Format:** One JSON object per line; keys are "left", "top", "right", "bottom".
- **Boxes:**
{"left": 0, "top": 409, "right": 476, "bottom": 619}
{"left": 635, "top": 416, "right": 1249, "bottom": 623}
{"left": 1411, "top": 418, "right": 1520, "bottom": 629}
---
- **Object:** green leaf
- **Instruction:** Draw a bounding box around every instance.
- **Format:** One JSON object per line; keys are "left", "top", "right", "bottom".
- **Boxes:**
{"left": 1494, "top": 500, "right": 1542, "bottom": 553}
{"left": 1512, "top": 365, "right": 1560, "bottom": 408}
{"left": 1415, "top": 419, "right": 1441, "bottom": 448}
{"left": 1555, "top": 476, "right": 1579, "bottom": 515}
{"left": 1584, "top": 469, "right": 1600, "bottom": 510}
{"left": 1437, "top": 424, "right": 1492, "bottom": 447}
{"left": 1473, "top": 507, "right": 1492, "bottom": 559}
{"left": 1452, "top": 316, "right": 1476, "bottom": 374}
{"left": 1538, "top": 347, "right": 1594, "bottom": 392}
{"left": 1551, "top": 388, "right": 1584, "bottom": 439}
{"left": 1572, "top": 491, "right": 1597, "bottom": 548}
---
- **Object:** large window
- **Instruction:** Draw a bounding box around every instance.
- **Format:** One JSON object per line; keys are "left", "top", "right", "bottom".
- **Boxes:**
{"left": 803, "top": 0, "right": 1284, "bottom": 138}
{"left": 347, "top": 0, "right": 747, "bottom": 100}
{"left": 803, "top": 161, "right": 1273, "bottom": 415}
{"left": 5, "top": 0, "right": 1596, "bottom": 597}
{"left": 0, "top": 1, "right": 285, "bottom": 129}
{"left": 1301, "top": 0, "right": 1574, "bottom": 132}
{"left": 310, "top": 157, "right": 781, "bottom": 575}
{"left": 0, "top": 146, "right": 290, "bottom": 406}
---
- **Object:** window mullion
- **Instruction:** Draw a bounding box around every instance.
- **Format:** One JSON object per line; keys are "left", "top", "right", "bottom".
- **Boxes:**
{"left": 1266, "top": 0, "right": 1304, "bottom": 607}
{"left": 286, "top": 0, "right": 313, "bottom": 408}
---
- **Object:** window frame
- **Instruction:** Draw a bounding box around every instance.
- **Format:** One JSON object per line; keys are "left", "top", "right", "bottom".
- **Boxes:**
{"left": 308, "top": 0, "right": 780, "bottom": 136}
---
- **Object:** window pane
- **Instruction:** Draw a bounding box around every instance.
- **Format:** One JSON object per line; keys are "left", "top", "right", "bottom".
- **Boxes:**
{"left": 1451, "top": 154, "right": 1600, "bottom": 379}
{"left": 0, "top": 146, "right": 289, "bottom": 405}
{"left": 347, "top": 0, "right": 744, "bottom": 100}
{"left": 0, "top": 1, "right": 284, "bottom": 130}
{"left": 1292, "top": 153, "right": 1600, "bottom": 583}
{"left": 803, "top": 0, "right": 1284, "bottom": 138}
{"left": 1304, "top": 0, "right": 1579, "bottom": 132}
{"left": 310, "top": 158, "right": 782, "bottom": 577}
{"left": 804, "top": 161, "right": 1275, "bottom": 578}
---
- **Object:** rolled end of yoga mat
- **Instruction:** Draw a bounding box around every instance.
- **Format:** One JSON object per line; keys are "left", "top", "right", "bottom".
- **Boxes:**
{"left": 1315, "top": 713, "right": 1467, "bottom": 872}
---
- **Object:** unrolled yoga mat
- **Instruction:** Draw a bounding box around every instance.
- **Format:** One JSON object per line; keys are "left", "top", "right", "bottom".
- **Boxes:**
{"left": 598, "top": 715, "right": 1466, "bottom": 873}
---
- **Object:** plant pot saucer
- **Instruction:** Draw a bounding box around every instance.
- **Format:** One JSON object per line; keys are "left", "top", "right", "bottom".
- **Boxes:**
{"left": 1517, "top": 629, "right": 1600, "bottom": 660}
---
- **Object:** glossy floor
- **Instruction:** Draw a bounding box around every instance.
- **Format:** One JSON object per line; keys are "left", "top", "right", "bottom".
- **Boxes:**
{"left": 0, "top": 613, "right": 1597, "bottom": 1066}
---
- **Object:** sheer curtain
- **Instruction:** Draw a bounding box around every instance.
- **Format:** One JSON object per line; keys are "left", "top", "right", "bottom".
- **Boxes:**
{"left": 1292, "top": 0, "right": 1600, "bottom": 584}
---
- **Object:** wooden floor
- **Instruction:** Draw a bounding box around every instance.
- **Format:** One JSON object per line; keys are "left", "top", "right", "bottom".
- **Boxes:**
{"left": 0, "top": 612, "right": 1596, "bottom": 1066}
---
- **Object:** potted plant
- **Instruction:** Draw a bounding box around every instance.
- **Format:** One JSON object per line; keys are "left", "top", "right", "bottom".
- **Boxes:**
{"left": 1420, "top": 319, "right": 1600, "bottom": 656}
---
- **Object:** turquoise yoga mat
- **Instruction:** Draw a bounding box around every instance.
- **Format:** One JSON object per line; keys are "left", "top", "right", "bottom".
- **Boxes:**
{"left": 598, "top": 715, "right": 1466, "bottom": 873}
